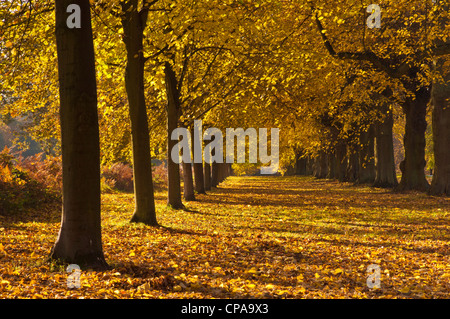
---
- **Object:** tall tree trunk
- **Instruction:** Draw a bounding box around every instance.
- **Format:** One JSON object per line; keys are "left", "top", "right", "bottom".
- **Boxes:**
{"left": 191, "top": 127, "right": 205, "bottom": 194}
{"left": 217, "top": 163, "right": 224, "bottom": 183}
{"left": 182, "top": 162, "right": 195, "bottom": 201}
{"left": 374, "top": 104, "right": 398, "bottom": 188}
{"left": 219, "top": 163, "right": 228, "bottom": 183}
{"left": 430, "top": 57, "right": 450, "bottom": 196}
{"left": 120, "top": 0, "right": 157, "bottom": 225}
{"left": 358, "top": 125, "right": 376, "bottom": 184}
{"left": 228, "top": 163, "right": 234, "bottom": 177}
{"left": 204, "top": 162, "right": 211, "bottom": 191}
{"left": 211, "top": 162, "right": 219, "bottom": 187}
{"left": 193, "top": 162, "right": 205, "bottom": 194}
{"left": 50, "top": 0, "right": 108, "bottom": 269}
{"left": 314, "top": 151, "right": 328, "bottom": 179}
{"left": 335, "top": 141, "right": 347, "bottom": 182}
{"left": 347, "top": 145, "right": 359, "bottom": 183}
{"left": 398, "top": 84, "right": 430, "bottom": 192}
{"left": 306, "top": 156, "right": 314, "bottom": 175}
{"left": 295, "top": 149, "right": 307, "bottom": 175}
{"left": 313, "top": 156, "right": 320, "bottom": 178}
{"left": 165, "top": 62, "right": 184, "bottom": 209}
{"left": 327, "top": 151, "right": 336, "bottom": 179}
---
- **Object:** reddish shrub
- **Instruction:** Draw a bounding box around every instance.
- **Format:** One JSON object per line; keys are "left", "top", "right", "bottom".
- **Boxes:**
{"left": 152, "top": 163, "right": 168, "bottom": 190}
{"left": 101, "top": 163, "right": 134, "bottom": 193}
{"left": 0, "top": 147, "right": 61, "bottom": 214}
{"left": 19, "top": 153, "right": 62, "bottom": 192}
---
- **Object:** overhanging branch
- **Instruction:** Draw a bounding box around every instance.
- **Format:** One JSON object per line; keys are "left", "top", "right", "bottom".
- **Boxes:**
{"left": 314, "top": 12, "right": 409, "bottom": 79}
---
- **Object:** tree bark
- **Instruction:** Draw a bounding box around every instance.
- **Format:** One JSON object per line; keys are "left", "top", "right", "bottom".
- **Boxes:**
{"left": 346, "top": 145, "right": 359, "bottom": 183}
{"left": 335, "top": 141, "right": 347, "bottom": 182}
{"left": 314, "top": 152, "right": 328, "bottom": 179}
{"left": 358, "top": 125, "right": 376, "bottom": 184}
{"left": 182, "top": 162, "right": 195, "bottom": 201}
{"left": 121, "top": 0, "right": 157, "bottom": 225}
{"left": 50, "top": 0, "right": 108, "bottom": 269}
{"left": 313, "top": 156, "right": 320, "bottom": 178}
{"left": 219, "top": 163, "right": 228, "bottom": 183}
{"left": 398, "top": 84, "right": 430, "bottom": 192}
{"left": 211, "top": 162, "right": 219, "bottom": 187}
{"left": 430, "top": 57, "right": 450, "bottom": 196}
{"left": 374, "top": 104, "right": 398, "bottom": 188}
{"left": 217, "top": 163, "right": 224, "bottom": 183}
{"left": 306, "top": 156, "right": 314, "bottom": 175}
{"left": 191, "top": 128, "right": 205, "bottom": 194}
{"left": 295, "top": 150, "right": 307, "bottom": 175}
{"left": 327, "top": 151, "right": 336, "bottom": 179}
{"left": 165, "top": 62, "right": 184, "bottom": 209}
{"left": 228, "top": 163, "right": 234, "bottom": 177}
{"left": 193, "top": 162, "right": 205, "bottom": 194}
{"left": 204, "top": 162, "right": 211, "bottom": 191}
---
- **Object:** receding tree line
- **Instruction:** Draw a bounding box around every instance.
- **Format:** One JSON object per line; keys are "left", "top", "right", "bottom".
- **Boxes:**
{"left": 0, "top": 1, "right": 448, "bottom": 270}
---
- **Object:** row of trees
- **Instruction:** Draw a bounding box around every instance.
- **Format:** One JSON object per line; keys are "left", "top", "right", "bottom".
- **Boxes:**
{"left": 0, "top": 0, "right": 448, "bottom": 269}
{"left": 308, "top": 0, "right": 450, "bottom": 195}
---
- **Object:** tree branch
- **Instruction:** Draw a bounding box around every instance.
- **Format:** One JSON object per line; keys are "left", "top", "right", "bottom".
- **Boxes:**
{"left": 177, "top": 45, "right": 190, "bottom": 93}
{"left": 314, "top": 12, "right": 409, "bottom": 79}
{"left": 433, "top": 41, "right": 450, "bottom": 57}
{"left": 139, "top": 0, "right": 158, "bottom": 27}
{"left": 185, "top": 77, "right": 243, "bottom": 126}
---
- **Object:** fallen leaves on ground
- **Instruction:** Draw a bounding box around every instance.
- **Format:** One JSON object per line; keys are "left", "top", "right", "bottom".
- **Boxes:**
{"left": 0, "top": 176, "right": 449, "bottom": 299}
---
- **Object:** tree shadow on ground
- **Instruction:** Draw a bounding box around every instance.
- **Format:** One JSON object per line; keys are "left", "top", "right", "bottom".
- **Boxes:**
{"left": 197, "top": 176, "right": 450, "bottom": 213}
{"left": 158, "top": 224, "right": 208, "bottom": 237}
{"left": 0, "top": 201, "right": 61, "bottom": 226}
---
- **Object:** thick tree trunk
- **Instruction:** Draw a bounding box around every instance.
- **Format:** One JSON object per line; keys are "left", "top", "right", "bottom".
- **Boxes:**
{"left": 346, "top": 146, "right": 359, "bottom": 183}
{"left": 358, "top": 125, "right": 376, "bottom": 184}
{"left": 165, "top": 62, "right": 184, "bottom": 209}
{"left": 430, "top": 57, "right": 450, "bottom": 196}
{"left": 217, "top": 163, "right": 225, "bottom": 183}
{"left": 398, "top": 85, "right": 430, "bottom": 192}
{"left": 218, "top": 163, "right": 224, "bottom": 183}
{"left": 211, "top": 162, "right": 219, "bottom": 187}
{"left": 295, "top": 150, "right": 307, "bottom": 175}
{"left": 314, "top": 152, "right": 328, "bottom": 179}
{"left": 327, "top": 151, "right": 336, "bottom": 179}
{"left": 374, "top": 104, "right": 398, "bottom": 188}
{"left": 228, "top": 163, "right": 234, "bottom": 177}
{"left": 335, "top": 141, "right": 347, "bottom": 182}
{"left": 193, "top": 162, "right": 205, "bottom": 194}
{"left": 219, "top": 163, "right": 228, "bottom": 183}
{"left": 191, "top": 127, "right": 205, "bottom": 194}
{"left": 306, "top": 156, "right": 314, "bottom": 175}
{"left": 121, "top": 0, "right": 157, "bottom": 225}
{"left": 313, "top": 156, "right": 320, "bottom": 178}
{"left": 50, "top": 0, "right": 108, "bottom": 269}
{"left": 182, "top": 162, "right": 195, "bottom": 201}
{"left": 204, "top": 162, "right": 211, "bottom": 191}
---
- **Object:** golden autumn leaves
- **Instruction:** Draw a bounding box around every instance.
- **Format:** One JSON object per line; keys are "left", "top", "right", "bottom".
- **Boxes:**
{"left": 1, "top": 176, "right": 449, "bottom": 298}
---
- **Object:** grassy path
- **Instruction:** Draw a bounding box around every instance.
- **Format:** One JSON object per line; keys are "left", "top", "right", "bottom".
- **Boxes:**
{"left": 1, "top": 176, "right": 449, "bottom": 298}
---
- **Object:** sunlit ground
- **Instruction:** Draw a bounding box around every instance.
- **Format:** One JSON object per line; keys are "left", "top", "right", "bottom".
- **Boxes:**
{"left": 1, "top": 176, "right": 449, "bottom": 298}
